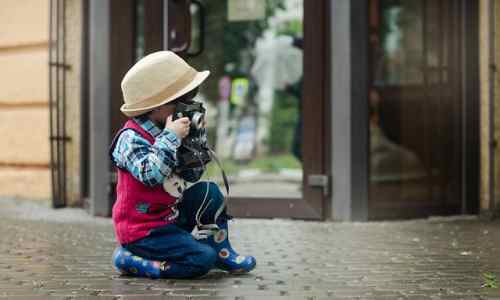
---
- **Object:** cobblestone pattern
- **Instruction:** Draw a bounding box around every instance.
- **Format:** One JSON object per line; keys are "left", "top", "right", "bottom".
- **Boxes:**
{"left": 0, "top": 200, "right": 499, "bottom": 299}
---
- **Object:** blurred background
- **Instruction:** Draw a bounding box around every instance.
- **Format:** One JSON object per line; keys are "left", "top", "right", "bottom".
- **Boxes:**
{"left": 182, "top": 0, "right": 305, "bottom": 199}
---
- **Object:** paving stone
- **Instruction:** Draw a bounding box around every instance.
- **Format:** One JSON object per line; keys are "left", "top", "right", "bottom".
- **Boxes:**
{"left": 0, "top": 199, "right": 499, "bottom": 299}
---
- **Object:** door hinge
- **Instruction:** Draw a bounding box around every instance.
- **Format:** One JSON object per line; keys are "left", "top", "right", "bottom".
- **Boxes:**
{"left": 308, "top": 174, "right": 330, "bottom": 196}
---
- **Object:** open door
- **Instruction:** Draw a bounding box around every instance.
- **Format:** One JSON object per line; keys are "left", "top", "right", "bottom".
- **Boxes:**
{"left": 169, "top": 0, "right": 331, "bottom": 219}
{"left": 109, "top": 0, "right": 331, "bottom": 219}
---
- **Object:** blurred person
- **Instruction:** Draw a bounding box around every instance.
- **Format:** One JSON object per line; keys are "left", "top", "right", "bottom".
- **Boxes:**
{"left": 110, "top": 51, "right": 256, "bottom": 279}
{"left": 369, "top": 88, "right": 425, "bottom": 180}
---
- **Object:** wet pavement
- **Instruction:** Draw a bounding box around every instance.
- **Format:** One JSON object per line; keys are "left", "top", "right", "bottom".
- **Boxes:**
{"left": 0, "top": 198, "right": 499, "bottom": 299}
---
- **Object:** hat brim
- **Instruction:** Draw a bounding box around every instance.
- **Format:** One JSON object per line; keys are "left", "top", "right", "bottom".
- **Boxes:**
{"left": 120, "top": 70, "right": 210, "bottom": 117}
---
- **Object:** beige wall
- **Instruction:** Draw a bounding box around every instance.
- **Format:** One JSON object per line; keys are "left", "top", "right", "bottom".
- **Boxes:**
{"left": 479, "top": 0, "right": 500, "bottom": 214}
{"left": 0, "top": 0, "right": 83, "bottom": 205}
{"left": 0, "top": 50, "right": 48, "bottom": 102}
{"left": 0, "top": 0, "right": 50, "bottom": 201}
{"left": 480, "top": 0, "right": 491, "bottom": 212}
{"left": 64, "top": 0, "right": 82, "bottom": 206}
{"left": 0, "top": 0, "right": 49, "bottom": 46}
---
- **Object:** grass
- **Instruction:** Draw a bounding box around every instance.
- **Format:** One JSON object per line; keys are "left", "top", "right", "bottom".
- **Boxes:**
{"left": 482, "top": 272, "right": 498, "bottom": 289}
{"left": 202, "top": 153, "right": 301, "bottom": 180}
{"left": 246, "top": 154, "right": 301, "bottom": 172}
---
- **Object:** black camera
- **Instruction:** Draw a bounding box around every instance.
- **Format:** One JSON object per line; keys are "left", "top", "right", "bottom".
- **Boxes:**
{"left": 173, "top": 102, "right": 206, "bottom": 130}
{"left": 173, "top": 101, "right": 211, "bottom": 171}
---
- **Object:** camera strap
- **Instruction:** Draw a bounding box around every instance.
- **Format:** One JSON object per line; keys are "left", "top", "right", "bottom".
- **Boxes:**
{"left": 179, "top": 143, "right": 229, "bottom": 195}
{"left": 208, "top": 149, "right": 230, "bottom": 195}
{"left": 190, "top": 151, "right": 230, "bottom": 240}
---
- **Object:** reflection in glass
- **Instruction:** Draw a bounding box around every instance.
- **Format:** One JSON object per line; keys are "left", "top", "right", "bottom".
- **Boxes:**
{"left": 369, "top": 88, "right": 427, "bottom": 204}
{"left": 370, "top": 1, "right": 430, "bottom": 210}
{"left": 369, "top": 0, "right": 462, "bottom": 218}
{"left": 375, "top": 1, "right": 423, "bottom": 86}
{"left": 187, "top": 2, "right": 202, "bottom": 56}
{"left": 135, "top": 0, "right": 145, "bottom": 61}
{"left": 187, "top": 0, "right": 304, "bottom": 198}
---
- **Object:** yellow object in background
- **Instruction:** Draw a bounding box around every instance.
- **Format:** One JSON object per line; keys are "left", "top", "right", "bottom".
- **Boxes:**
{"left": 230, "top": 78, "right": 249, "bottom": 106}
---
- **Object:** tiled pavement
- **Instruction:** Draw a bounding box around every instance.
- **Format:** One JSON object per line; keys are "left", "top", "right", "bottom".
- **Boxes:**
{"left": 0, "top": 198, "right": 499, "bottom": 299}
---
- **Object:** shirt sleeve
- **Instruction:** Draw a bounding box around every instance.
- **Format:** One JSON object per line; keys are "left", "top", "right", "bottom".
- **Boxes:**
{"left": 111, "top": 128, "right": 181, "bottom": 187}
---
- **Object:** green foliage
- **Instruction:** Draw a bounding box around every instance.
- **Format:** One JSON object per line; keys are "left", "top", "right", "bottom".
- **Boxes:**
{"left": 379, "top": 1, "right": 422, "bottom": 49}
{"left": 189, "top": 0, "right": 287, "bottom": 103}
{"left": 268, "top": 90, "right": 299, "bottom": 154}
{"left": 482, "top": 272, "right": 498, "bottom": 289}
{"left": 246, "top": 153, "right": 301, "bottom": 172}
{"left": 276, "top": 19, "right": 303, "bottom": 37}
{"left": 202, "top": 153, "right": 301, "bottom": 180}
{"left": 222, "top": 0, "right": 285, "bottom": 73}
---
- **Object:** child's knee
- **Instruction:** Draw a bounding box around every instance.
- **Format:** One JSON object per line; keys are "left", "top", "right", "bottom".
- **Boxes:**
{"left": 188, "top": 181, "right": 224, "bottom": 209}
{"left": 208, "top": 182, "right": 224, "bottom": 205}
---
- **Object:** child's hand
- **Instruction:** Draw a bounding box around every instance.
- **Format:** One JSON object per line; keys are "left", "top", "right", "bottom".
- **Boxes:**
{"left": 165, "top": 115, "right": 191, "bottom": 139}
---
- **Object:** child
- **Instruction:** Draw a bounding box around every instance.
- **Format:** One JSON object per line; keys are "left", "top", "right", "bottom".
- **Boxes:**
{"left": 110, "top": 51, "right": 256, "bottom": 279}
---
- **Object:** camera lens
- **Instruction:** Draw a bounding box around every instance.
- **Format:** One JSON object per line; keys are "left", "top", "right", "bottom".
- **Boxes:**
{"left": 191, "top": 112, "right": 204, "bottom": 130}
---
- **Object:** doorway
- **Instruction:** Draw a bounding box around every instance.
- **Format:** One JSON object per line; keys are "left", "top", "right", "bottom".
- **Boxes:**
{"left": 108, "top": 0, "right": 331, "bottom": 220}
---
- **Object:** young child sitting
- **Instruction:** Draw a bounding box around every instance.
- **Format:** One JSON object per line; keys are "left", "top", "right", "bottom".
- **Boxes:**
{"left": 110, "top": 51, "right": 256, "bottom": 279}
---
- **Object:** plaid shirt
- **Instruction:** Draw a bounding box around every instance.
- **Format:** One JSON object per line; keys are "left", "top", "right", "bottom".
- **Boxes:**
{"left": 111, "top": 116, "right": 203, "bottom": 186}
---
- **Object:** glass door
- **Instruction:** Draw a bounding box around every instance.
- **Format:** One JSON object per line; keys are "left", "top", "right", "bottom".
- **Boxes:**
{"left": 164, "top": 0, "right": 329, "bottom": 219}
{"left": 367, "top": 0, "right": 478, "bottom": 219}
{"left": 188, "top": 1, "right": 304, "bottom": 199}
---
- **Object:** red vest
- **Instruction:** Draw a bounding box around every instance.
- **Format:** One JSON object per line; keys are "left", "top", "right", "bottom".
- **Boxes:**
{"left": 110, "top": 119, "right": 178, "bottom": 245}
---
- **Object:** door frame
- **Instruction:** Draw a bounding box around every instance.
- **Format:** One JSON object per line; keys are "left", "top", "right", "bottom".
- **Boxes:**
{"left": 227, "top": 0, "right": 331, "bottom": 220}
{"left": 87, "top": 0, "right": 157, "bottom": 216}
{"left": 158, "top": 1, "right": 331, "bottom": 219}
{"left": 463, "top": 0, "right": 480, "bottom": 215}
{"left": 331, "top": 0, "right": 371, "bottom": 221}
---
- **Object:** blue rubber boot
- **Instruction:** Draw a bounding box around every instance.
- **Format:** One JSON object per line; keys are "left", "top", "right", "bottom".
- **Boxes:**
{"left": 112, "top": 247, "right": 168, "bottom": 279}
{"left": 204, "top": 221, "right": 256, "bottom": 274}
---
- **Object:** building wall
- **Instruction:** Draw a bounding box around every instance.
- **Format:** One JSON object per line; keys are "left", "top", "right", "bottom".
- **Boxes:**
{"left": 0, "top": 0, "right": 83, "bottom": 206}
{"left": 0, "top": 0, "right": 50, "bottom": 200}
{"left": 479, "top": 0, "right": 490, "bottom": 213}
{"left": 64, "top": 0, "right": 83, "bottom": 206}
{"left": 479, "top": 0, "right": 500, "bottom": 215}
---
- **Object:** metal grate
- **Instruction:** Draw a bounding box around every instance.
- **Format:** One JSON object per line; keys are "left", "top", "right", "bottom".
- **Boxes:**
{"left": 49, "top": 0, "right": 71, "bottom": 208}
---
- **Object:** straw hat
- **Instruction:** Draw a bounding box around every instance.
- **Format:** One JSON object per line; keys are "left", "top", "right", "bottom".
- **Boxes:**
{"left": 120, "top": 51, "right": 210, "bottom": 117}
